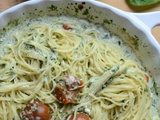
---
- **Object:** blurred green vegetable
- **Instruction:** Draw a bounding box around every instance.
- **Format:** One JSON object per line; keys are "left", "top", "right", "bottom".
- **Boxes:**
{"left": 126, "top": 0, "right": 160, "bottom": 6}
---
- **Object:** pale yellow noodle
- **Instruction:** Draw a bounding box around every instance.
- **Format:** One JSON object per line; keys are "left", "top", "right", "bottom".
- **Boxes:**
{"left": 0, "top": 17, "right": 152, "bottom": 120}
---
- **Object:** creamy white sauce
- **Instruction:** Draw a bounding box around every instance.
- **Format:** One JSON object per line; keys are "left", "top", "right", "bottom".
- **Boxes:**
{"left": 0, "top": 15, "right": 159, "bottom": 119}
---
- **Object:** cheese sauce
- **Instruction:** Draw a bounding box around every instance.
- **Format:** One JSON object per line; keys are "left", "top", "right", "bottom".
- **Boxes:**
{"left": 0, "top": 15, "right": 159, "bottom": 120}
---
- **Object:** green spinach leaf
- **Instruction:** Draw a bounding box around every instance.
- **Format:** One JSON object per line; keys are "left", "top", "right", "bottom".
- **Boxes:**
{"left": 126, "top": 0, "right": 160, "bottom": 6}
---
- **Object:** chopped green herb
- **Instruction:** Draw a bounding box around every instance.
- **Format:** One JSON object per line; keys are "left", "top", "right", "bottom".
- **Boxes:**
{"left": 51, "top": 47, "right": 56, "bottom": 52}
{"left": 118, "top": 41, "right": 121, "bottom": 46}
{"left": 103, "top": 19, "right": 113, "bottom": 24}
{"left": 83, "top": 9, "right": 89, "bottom": 15}
{"left": 120, "top": 59, "right": 125, "bottom": 63}
{"left": 122, "top": 28, "right": 126, "bottom": 31}
{"left": 48, "top": 5, "right": 58, "bottom": 11}
{"left": 111, "top": 65, "right": 119, "bottom": 73}
{"left": 78, "top": 4, "right": 84, "bottom": 10}
{"left": 153, "top": 81, "right": 159, "bottom": 95}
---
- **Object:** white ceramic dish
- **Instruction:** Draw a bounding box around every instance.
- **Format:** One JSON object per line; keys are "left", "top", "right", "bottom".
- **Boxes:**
{"left": 0, "top": 0, "right": 160, "bottom": 117}
{"left": 1, "top": 0, "right": 159, "bottom": 87}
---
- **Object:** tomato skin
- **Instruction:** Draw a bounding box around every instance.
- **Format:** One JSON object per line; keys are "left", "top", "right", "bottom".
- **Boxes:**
{"left": 69, "top": 113, "right": 90, "bottom": 120}
{"left": 63, "top": 25, "right": 72, "bottom": 30}
{"left": 64, "top": 76, "right": 84, "bottom": 91}
{"left": 54, "top": 76, "right": 84, "bottom": 104}
{"left": 22, "top": 101, "right": 51, "bottom": 120}
{"left": 145, "top": 74, "right": 149, "bottom": 82}
{"left": 54, "top": 87, "right": 77, "bottom": 104}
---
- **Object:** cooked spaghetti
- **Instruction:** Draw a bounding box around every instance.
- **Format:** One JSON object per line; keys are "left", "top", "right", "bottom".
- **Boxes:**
{"left": 0, "top": 16, "right": 152, "bottom": 120}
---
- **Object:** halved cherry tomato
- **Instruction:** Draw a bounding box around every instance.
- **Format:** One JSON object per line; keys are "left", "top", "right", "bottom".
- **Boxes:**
{"left": 54, "top": 87, "right": 77, "bottom": 104}
{"left": 69, "top": 113, "right": 90, "bottom": 120}
{"left": 145, "top": 74, "right": 149, "bottom": 82}
{"left": 22, "top": 101, "right": 51, "bottom": 120}
{"left": 63, "top": 24, "right": 72, "bottom": 30}
{"left": 54, "top": 76, "right": 84, "bottom": 104}
{"left": 64, "top": 76, "right": 84, "bottom": 91}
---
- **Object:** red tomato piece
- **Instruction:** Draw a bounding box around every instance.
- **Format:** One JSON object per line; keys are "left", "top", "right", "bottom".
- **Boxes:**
{"left": 22, "top": 101, "right": 51, "bottom": 120}
{"left": 54, "top": 87, "right": 77, "bottom": 104}
{"left": 69, "top": 113, "right": 90, "bottom": 120}
{"left": 64, "top": 76, "right": 84, "bottom": 91}
{"left": 54, "top": 76, "right": 84, "bottom": 104}
{"left": 63, "top": 24, "right": 72, "bottom": 30}
{"left": 145, "top": 74, "right": 149, "bottom": 82}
